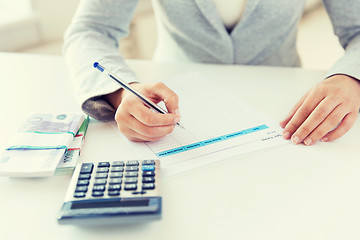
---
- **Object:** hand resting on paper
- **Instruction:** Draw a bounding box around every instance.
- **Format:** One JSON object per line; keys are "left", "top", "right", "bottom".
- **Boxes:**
{"left": 280, "top": 74, "right": 360, "bottom": 146}
{"left": 104, "top": 82, "right": 181, "bottom": 142}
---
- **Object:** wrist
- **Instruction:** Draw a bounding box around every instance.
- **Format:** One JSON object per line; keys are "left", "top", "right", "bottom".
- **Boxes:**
{"left": 103, "top": 83, "right": 140, "bottom": 109}
{"left": 103, "top": 89, "right": 123, "bottom": 109}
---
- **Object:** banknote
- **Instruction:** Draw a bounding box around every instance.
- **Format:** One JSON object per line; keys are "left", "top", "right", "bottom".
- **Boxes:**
{"left": 19, "top": 113, "right": 85, "bottom": 135}
{"left": 0, "top": 113, "right": 86, "bottom": 177}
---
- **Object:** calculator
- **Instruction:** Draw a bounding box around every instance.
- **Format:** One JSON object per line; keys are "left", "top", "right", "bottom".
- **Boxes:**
{"left": 57, "top": 160, "right": 161, "bottom": 225}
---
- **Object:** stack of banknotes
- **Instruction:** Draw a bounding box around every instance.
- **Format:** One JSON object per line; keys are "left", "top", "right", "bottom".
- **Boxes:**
{"left": 0, "top": 113, "right": 88, "bottom": 177}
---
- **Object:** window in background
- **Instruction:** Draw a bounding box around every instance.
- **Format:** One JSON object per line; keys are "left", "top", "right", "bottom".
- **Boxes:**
{"left": 0, "top": 0, "right": 33, "bottom": 26}
{"left": 0, "top": 0, "right": 39, "bottom": 52}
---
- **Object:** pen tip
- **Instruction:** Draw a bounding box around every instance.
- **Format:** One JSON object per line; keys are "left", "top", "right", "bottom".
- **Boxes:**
{"left": 177, "top": 122, "right": 185, "bottom": 129}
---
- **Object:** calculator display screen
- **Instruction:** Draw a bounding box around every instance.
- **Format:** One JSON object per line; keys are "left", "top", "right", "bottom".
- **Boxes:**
{"left": 71, "top": 199, "right": 150, "bottom": 209}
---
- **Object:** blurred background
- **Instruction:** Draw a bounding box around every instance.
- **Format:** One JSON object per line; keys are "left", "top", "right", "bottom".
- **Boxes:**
{"left": 0, "top": 0, "right": 344, "bottom": 70}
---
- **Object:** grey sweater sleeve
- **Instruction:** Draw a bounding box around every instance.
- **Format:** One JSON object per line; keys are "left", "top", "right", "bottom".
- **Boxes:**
{"left": 63, "top": 0, "right": 140, "bottom": 121}
{"left": 323, "top": 0, "right": 360, "bottom": 81}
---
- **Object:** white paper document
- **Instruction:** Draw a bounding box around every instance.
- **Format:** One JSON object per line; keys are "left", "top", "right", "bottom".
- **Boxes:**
{"left": 121, "top": 73, "right": 288, "bottom": 177}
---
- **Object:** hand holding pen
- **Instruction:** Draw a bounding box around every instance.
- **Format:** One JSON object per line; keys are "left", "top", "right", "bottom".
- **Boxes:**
{"left": 94, "top": 62, "right": 183, "bottom": 142}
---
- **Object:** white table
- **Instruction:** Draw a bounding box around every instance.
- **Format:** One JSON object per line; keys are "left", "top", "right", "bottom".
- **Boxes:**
{"left": 1, "top": 53, "right": 359, "bottom": 240}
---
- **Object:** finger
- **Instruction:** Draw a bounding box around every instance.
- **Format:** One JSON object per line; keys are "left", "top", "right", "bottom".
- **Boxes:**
{"left": 129, "top": 99, "right": 180, "bottom": 127}
{"left": 128, "top": 114, "right": 176, "bottom": 138}
{"left": 144, "top": 82, "right": 180, "bottom": 115}
{"left": 117, "top": 108, "right": 176, "bottom": 138}
{"left": 282, "top": 92, "right": 324, "bottom": 141}
{"left": 320, "top": 112, "right": 358, "bottom": 142}
{"left": 301, "top": 104, "right": 347, "bottom": 146}
{"left": 120, "top": 126, "right": 163, "bottom": 142}
{"left": 280, "top": 92, "right": 308, "bottom": 129}
{"left": 290, "top": 97, "right": 340, "bottom": 144}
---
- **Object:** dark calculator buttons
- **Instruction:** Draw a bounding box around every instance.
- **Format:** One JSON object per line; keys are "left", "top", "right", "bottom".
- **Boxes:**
{"left": 93, "top": 185, "right": 106, "bottom": 192}
{"left": 78, "top": 173, "right": 91, "bottom": 180}
{"left": 80, "top": 163, "right": 93, "bottom": 174}
{"left": 109, "top": 172, "right": 123, "bottom": 178}
{"left": 108, "top": 190, "right": 120, "bottom": 196}
{"left": 75, "top": 186, "right": 88, "bottom": 192}
{"left": 74, "top": 192, "right": 86, "bottom": 198}
{"left": 92, "top": 191, "right": 104, "bottom": 197}
{"left": 77, "top": 179, "right": 90, "bottom": 186}
{"left": 109, "top": 178, "right": 122, "bottom": 184}
{"left": 110, "top": 166, "right": 124, "bottom": 172}
{"left": 142, "top": 171, "right": 155, "bottom": 177}
{"left": 95, "top": 173, "right": 108, "bottom": 179}
{"left": 124, "top": 184, "right": 137, "bottom": 191}
{"left": 142, "top": 183, "right": 155, "bottom": 190}
{"left": 112, "top": 161, "right": 124, "bottom": 167}
{"left": 126, "top": 160, "right": 139, "bottom": 166}
{"left": 125, "top": 166, "right": 138, "bottom": 172}
{"left": 142, "top": 177, "right": 155, "bottom": 183}
{"left": 97, "top": 162, "right": 110, "bottom": 168}
{"left": 142, "top": 160, "right": 155, "bottom": 165}
{"left": 94, "top": 179, "right": 107, "bottom": 185}
{"left": 124, "top": 177, "right": 138, "bottom": 184}
{"left": 132, "top": 191, "right": 147, "bottom": 195}
{"left": 96, "top": 167, "right": 109, "bottom": 173}
{"left": 72, "top": 160, "right": 159, "bottom": 200}
{"left": 125, "top": 172, "right": 138, "bottom": 178}
{"left": 108, "top": 184, "right": 121, "bottom": 191}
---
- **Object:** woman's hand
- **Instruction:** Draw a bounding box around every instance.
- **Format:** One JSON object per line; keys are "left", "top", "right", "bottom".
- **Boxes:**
{"left": 280, "top": 74, "right": 360, "bottom": 146}
{"left": 105, "top": 82, "right": 181, "bottom": 142}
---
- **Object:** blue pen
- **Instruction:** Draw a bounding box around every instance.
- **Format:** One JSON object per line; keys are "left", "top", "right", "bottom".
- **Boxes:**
{"left": 93, "top": 62, "right": 184, "bottom": 129}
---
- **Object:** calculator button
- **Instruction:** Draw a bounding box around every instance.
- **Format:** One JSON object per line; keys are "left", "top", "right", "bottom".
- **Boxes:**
{"left": 142, "top": 165, "right": 155, "bottom": 171}
{"left": 142, "top": 177, "right": 155, "bottom": 183}
{"left": 108, "top": 184, "right": 121, "bottom": 191}
{"left": 95, "top": 173, "right": 108, "bottom": 179}
{"left": 108, "top": 190, "right": 120, "bottom": 196}
{"left": 132, "top": 191, "right": 147, "bottom": 195}
{"left": 78, "top": 173, "right": 91, "bottom": 180}
{"left": 142, "top": 183, "right": 155, "bottom": 190}
{"left": 94, "top": 179, "right": 107, "bottom": 185}
{"left": 109, "top": 178, "right": 122, "bottom": 184}
{"left": 98, "top": 162, "right": 110, "bottom": 168}
{"left": 124, "top": 184, "right": 137, "bottom": 191}
{"left": 126, "top": 160, "right": 139, "bottom": 166}
{"left": 74, "top": 192, "right": 86, "bottom": 198}
{"left": 142, "top": 160, "right": 155, "bottom": 165}
{"left": 124, "top": 177, "right": 138, "bottom": 184}
{"left": 109, "top": 172, "right": 123, "bottom": 178}
{"left": 92, "top": 191, "right": 104, "bottom": 197}
{"left": 110, "top": 166, "right": 124, "bottom": 172}
{"left": 96, "top": 167, "right": 109, "bottom": 173}
{"left": 77, "top": 179, "right": 90, "bottom": 186}
{"left": 112, "top": 161, "right": 124, "bottom": 167}
{"left": 125, "top": 166, "right": 138, "bottom": 172}
{"left": 80, "top": 163, "right": 93, "bottom": 174}
{"left": 142, "top": 171, "right": 155, "bottom": 177}
{"left": 75, "top": 186, "right": 88, "bottom": 192}
{"left": 125, "top": 172, "right": 138, "bottom": 177}
{"left": 93, "top": 185, "right": 106, "bottom": 192}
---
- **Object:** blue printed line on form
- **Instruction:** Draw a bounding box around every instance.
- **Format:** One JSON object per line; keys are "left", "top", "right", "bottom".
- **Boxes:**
{"left": 156, "top": 124, "right": 268, "bottom": 158}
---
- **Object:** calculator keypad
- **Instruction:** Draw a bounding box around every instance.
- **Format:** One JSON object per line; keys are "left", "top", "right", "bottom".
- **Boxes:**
{"left": 72, "top": 160, "right": 159, "bottom": 199}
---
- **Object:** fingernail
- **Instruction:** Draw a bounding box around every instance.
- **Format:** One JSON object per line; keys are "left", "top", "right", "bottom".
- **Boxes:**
{"left": 304, "top": 138, "right": 312, "bottom": 146}
{"left": 291, "top": 135, "right": 300, "bottom": 144}
{"left": 174, "top": 118, "right": 180, "bottom": 124}
{"left": 321, "top": 137, "right": 328, "bottom": 142}
{"left": 282, "top": 132, "right": 290, "bottom": 139}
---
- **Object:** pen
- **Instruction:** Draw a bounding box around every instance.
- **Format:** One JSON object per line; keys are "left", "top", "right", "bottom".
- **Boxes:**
{"left": 93, "top": 62, "right": 185, "bottom": 129}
